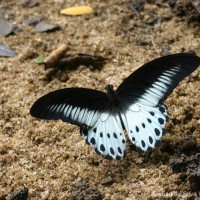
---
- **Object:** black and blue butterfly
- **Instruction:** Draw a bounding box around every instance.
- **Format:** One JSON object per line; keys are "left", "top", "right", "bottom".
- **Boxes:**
{"left": 30, "top": 53, "right": 200, "bottom": 160}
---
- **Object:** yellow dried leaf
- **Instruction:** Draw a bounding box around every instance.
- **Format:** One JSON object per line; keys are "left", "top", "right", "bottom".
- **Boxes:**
{"left": 60, "top": 6, "right": 93, "bottom": 16}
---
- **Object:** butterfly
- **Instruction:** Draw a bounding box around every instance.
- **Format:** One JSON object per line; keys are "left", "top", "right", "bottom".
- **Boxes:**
{"left": 30, "top": 53, "right": 200, "bottom": 160}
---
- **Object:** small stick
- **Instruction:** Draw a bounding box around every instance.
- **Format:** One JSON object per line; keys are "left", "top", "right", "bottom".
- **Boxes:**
{"left": 44, "top": 44, "right": 69, "bottom": 69}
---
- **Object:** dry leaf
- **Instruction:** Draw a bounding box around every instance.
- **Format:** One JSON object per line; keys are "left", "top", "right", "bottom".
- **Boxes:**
{"left": 0, "top": 18, "right": 17, "bottom": 37}
{"left": 60, "top": 6, "right": 93, "bottom": 16}
{"left": 34, "top": 21, "right": 59, "bottom": 32}
{"left": 21, "top": 0, "right": 39, "bottom": 7}
{"left": 0, "top": 45, "right": 17, "bottom": 57}
{"left": 23, "top": 15, "right": 44, "bottom": 26}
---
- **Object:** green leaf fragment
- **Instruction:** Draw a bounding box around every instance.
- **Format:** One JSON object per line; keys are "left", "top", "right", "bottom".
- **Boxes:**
{"left": 36, "top": 56, "right": 46, "bottom": 64}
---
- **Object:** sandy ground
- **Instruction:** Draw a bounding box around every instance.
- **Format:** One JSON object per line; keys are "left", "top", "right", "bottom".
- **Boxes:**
{"left": 0, "top": 0, "right": 200, "bottom": 199}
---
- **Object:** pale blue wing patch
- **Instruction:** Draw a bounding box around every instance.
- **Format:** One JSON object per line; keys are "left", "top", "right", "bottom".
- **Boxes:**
{"left": 133, "top": 66, "right": 182, "bottom": 107}
{"left": 48, "top": 103, "right": 100, "bottom": 127}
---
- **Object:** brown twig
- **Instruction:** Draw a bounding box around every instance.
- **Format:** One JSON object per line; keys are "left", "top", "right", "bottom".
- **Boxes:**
{"left": 44, "top": 44, "right": 69, "bottom": 69}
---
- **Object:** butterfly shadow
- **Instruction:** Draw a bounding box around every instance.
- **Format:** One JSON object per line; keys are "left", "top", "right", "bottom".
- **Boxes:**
{"left": 87, "top": 144, "right": 155, "bottom": 185}
{"left": 95, "top": 143, "right": 169, "bottom": 186}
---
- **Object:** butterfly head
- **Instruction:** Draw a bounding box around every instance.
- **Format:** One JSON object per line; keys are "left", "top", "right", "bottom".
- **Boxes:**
{"left": 105, "top": 84, "right": 115, "bottom": 95}
{"left": 105, "top": 84, "right": 119, "bottom": 103}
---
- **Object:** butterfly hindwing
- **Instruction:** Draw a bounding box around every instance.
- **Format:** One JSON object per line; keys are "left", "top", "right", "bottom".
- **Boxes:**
{"left": 121, "top": 103, "right": 168, "bottom": 151}
{"left": 80, "top": 113, "right": 126, "bottom": 159}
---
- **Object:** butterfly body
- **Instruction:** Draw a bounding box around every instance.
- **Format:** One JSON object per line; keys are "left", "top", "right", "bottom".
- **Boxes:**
{"left": 30, "top": 53, "right": 200, "bottom": 159}
{"left": 104, "top": 84, "right": 130, "bottom": 115}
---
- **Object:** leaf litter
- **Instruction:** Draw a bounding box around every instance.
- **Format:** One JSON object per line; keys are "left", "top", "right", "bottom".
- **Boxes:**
{"left": 34, "top": 21, "right": 59, "bottom": 32}
{"left": 0, "top": 18, "right": 17, "bottom": 37}
{"left": 20, "top": 0, "right": 39, "bottom": 7}
{"left": 0, "top": 45, "right": 17, "bottom": 57}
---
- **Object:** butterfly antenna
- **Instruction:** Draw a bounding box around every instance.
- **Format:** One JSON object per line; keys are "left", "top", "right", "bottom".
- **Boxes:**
{"left": 151, "top": 35, "right": 160, "bottom": 56}
{"left": 107, "top": 55, "right": 122, "bottom": 88}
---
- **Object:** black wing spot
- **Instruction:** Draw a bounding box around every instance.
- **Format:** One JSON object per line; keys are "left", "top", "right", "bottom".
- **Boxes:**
{"left": 132, "top": 137, "right": 135, "bottom": 142}
{"left": 158, "top": 118, "right": 164, "bottom": 125}
{"left": 130, "top": 130, "right": 133, "bottom": 133}
{"left": 107, "top": 133, "right": 110, "bottom": 138}
{"left": 105, "top": 155, "right": 113, "bottom": 160}
{"left": 147, "top": 146, "right": 153, "bottom": 151}
{"left": 100, "top": 132, "right": 103, "bottom": 138}
{"left": 82, "top": 127, "right": 88, "bottom": 136}
{"left": 100, "top": 144, "right": 105, "bottom": 152}
{"left": 113, "top": 132, "right": 118, "bottom": 139}
{"left": 141, "top": 140, "right": 146, "bottom": 148}
{"left": 90, "top": 137, "right": 96, "bottom": 145}
{"left": 150, "top": 111, "right": 155, "bottom": 116}
{"left": 110, "top": 148, "right": 115, "bottom": 155}
{"left": 116, "top": 155, "right": 121, "bottom": 160}
{"left": 136, "top": 126, "right": 139, "bottom": 132}
{"left": 147, "top": 118, "right": 152, "bottom": 123}
{"left": 93, "top": 128, "right": 97, "bottom": 133}
{"left": 118, "top": 147, "right": 122, "bottom": 154}
{"left": 142, "top": 123, "right": 145, "bottom": 128}
{"left": 122, "top": 139, "right": 126, "bottom": 144}
{"left": 155, "top": 128, "right": 161, "bottom": 136}
{"left": 149, "top": 136, "right": 153, "bottom": 144}
{"left": 159, "top": 106, "right": 166, "bottom": 113}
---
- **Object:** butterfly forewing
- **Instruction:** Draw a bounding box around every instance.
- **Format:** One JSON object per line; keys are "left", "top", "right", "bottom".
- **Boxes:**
{"left": 117, "top": 53, "right": 200, "bottom": 106}
{"left": 30, "top": 88, "right": 109, "bottom": 127}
